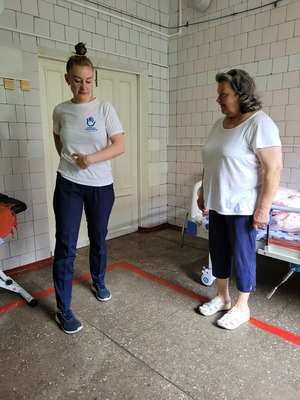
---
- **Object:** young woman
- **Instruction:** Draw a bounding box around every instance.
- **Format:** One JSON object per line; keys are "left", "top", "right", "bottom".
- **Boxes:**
{"left": 52, "top": 42, "right": 125, "bottom": 333}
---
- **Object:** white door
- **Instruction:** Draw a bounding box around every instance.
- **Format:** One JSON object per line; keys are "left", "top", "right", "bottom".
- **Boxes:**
{"left": 39, "top": 58, "right": 138, "bottom": 254}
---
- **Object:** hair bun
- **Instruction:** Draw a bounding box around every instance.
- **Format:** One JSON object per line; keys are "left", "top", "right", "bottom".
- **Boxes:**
{"left": 74, "top": 42, "right": 87, "bottom": 56}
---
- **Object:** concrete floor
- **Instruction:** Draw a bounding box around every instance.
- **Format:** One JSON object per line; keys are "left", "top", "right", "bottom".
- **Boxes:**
{"left": 0, "top": 227, "right": 300, "bottom": 400}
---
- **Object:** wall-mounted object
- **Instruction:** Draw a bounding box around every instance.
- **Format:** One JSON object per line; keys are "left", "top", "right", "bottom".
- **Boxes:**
{"left": 0, "top": 47, "right": 23, "bottom": 80}
{"left": 21, "top": 80, "right": 31, "bottom": 91}
{"left": 193, "top": 0, "right": 211, "bottom": 12}
{"left": 4, "top": 79, "right": 14, "bottom": 90}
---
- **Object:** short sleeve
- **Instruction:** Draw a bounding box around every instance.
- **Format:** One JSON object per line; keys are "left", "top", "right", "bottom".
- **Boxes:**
{"left": 102, "top": 102, "right": 124, "bottom": 137}
{"left": 250, "top": 116, "right": 281, "bottom": 151}
{"left": 52, "top": 105, "right": 61, "bottom": 136}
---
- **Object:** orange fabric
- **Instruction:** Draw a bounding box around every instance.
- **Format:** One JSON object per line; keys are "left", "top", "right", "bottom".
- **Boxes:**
{"left": 269, "top": 238, "right": 300, "bottom": 251}
{"left": 0, "top": 203, "right": 18, "bottom": 239}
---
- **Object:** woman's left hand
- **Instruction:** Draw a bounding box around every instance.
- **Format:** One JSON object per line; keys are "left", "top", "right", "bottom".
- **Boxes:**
{"left": 253, "top": 207, "right": 270, "bottom": 231}
{"left": 72, "top": 153, "right": 89, "bottom": 169}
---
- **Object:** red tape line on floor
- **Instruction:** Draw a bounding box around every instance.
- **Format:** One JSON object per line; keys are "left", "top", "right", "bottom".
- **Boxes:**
{"left": 1, "top": 261, "right": 300, "bottom": 346}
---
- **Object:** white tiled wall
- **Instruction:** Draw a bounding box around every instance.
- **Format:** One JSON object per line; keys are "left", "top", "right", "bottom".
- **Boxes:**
{"left": 0, "top": 0, "right": 169, "bottom": 270}
{"left": 0, "top": 0, "right": 300, "bottom": 271}
{"left": 168, "top": 0, "right": 300, "bottom": 227}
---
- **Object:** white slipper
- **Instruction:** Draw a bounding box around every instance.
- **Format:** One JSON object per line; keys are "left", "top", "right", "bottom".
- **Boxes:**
{"left": 217, "top": 306, "right": 250, "bottom": 330}
{"left": 199, "top": 296, "right": 231, "bottom": 316}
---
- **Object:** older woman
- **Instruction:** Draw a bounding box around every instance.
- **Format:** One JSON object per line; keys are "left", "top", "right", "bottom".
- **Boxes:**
{"left": 198, "top": 69, "right": 282, "bottom": 330}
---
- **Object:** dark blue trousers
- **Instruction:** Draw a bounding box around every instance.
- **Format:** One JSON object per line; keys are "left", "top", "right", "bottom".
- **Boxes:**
{"left": 208, "top": 210, "right": 257, "bottom": 293}
{"left": 53, "top": 173, "right": 115, "bottom": 313}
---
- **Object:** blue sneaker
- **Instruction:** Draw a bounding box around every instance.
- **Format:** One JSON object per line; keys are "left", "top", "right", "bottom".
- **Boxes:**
{"left": 92, "top": 282, "right": 111, "bottom": 301}
{"left": 55, "top": 310, "right": 83, "bottom": 334}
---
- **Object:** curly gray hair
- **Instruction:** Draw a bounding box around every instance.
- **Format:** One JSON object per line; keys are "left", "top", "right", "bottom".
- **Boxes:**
{"left": 216, "top": 69, "right": 262, "bottom": 114}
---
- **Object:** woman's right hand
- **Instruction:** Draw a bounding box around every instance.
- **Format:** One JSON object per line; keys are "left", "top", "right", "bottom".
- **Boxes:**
{"left": 72, "top": 153, "right": 90, "bottom": 169}
{"left": 197, "top": 186, "right": 205, "bottom": 212}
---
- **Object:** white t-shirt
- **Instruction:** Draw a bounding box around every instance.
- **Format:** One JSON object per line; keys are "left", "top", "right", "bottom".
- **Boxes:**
{"left": 53, "top": 98, "right": 124, "bottom": 186}
{"left": 202, "top": 110, "right": 281, "bottom": 215}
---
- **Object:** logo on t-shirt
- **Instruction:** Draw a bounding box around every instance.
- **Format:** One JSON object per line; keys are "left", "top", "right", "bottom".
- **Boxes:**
{"left": 85, "top": 116, "right": 97, "bottom": 132}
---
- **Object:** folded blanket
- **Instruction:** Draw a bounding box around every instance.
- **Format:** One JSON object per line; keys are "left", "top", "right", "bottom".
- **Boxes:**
{"left": 271, "top": 186, "right": 300, "bottom": 233}
{"left": 272, "top": 186, "right": 300, "bottom": 208}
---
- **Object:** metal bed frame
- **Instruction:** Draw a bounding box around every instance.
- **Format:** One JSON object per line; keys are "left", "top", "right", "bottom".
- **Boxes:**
{"left": 182, "top": 182, "right": 300, "bottom": 297}
{"left": 256, "top": 204, "right": 300, "bottom": 298}
{"left": 0, "top": 193, "right": 38, "bottom": 307}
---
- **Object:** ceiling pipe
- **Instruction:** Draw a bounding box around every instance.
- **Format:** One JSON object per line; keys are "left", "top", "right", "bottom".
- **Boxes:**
{"left": 66, "top": 0, "right": 182, "bottom": 38}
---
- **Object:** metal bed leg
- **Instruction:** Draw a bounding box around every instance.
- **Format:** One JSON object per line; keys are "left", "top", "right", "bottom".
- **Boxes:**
{"left": 0, "top": 269, "right": 38, "bottom": 307}
{"left": 181, "top": 211, "right": 189, "bottom": 248}
{"left": 267, "top": 263, "right": 300, "bottom": 299}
